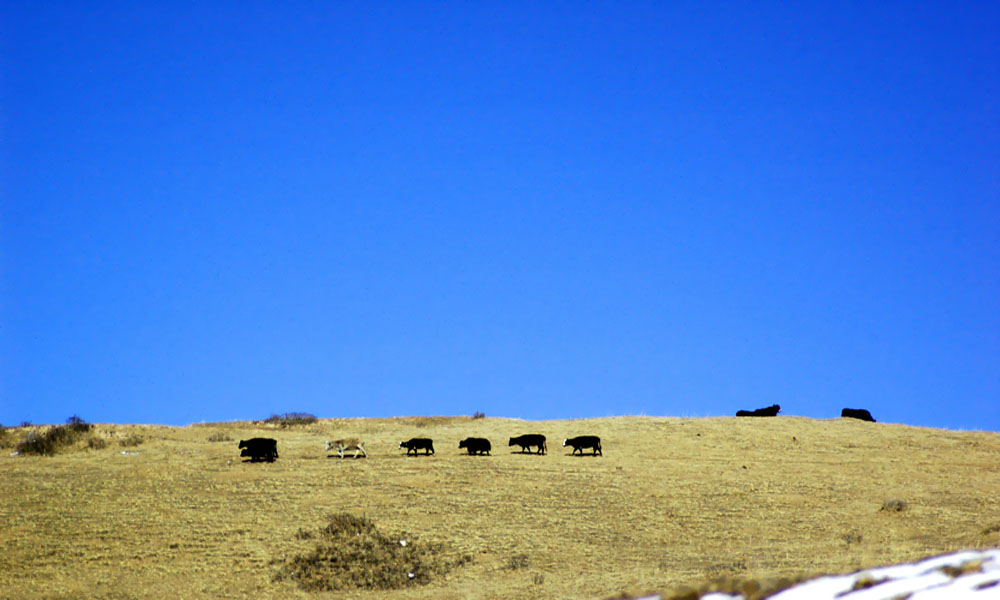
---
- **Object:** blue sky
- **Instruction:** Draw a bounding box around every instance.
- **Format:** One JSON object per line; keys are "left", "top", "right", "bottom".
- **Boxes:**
{"left": 2, "top": 2, "right": 998, "bottom": 430}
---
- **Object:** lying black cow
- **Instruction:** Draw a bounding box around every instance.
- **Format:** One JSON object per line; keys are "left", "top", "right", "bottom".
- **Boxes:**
{"left": 238, "top": 438, "right": 278, "bottom": 462}
{"left": 736, "top": 404, "right": 781, "bottom": 417}
{"left": 509, "top": 434, "right": 546, "bottom": 455}
{"left": 841, "top": 408, "right": 876, "bottom": 422}
{"left": 563, "top": 435, "right": 602, "bottom": 456}
{"left": 399, "top": 437, "right": 434, "bottom": 456}
{"left": 458, "top": 437, "right": 491, "bottom": 456}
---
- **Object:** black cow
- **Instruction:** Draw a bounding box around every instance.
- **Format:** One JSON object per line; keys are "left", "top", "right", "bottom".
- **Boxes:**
{"left": 238, "top": 438, "right": 278, "bottom": 462}
{"left": 399, "top": 437, "right": 434, "bottom": 455}
{"left": 563, "top": 435, "right": 602, "bottom": 456}
{"left": 841, "top": 408, "right": 876, "bottom": 422}
{"left": 508, "top": 434, "right": 547, "bottom": 455}
{"left": 736, "top": 404, "right": 781, "bottom": 417}
{"left": 458, "top": 437, "right": 491, "bottom": 455}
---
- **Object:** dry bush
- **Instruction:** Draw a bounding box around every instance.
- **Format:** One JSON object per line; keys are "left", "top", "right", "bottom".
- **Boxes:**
{"left": 265, "top": 412, "right": 318, "bottom": 427}
{"left": 472, "top": 411, "right": 486, "bottom": 419}
{"left": 16, "top": 420, "right": 91, "bottom": 456}
{"left": 206, "top": 431, "right": 231, "bottom": 442}
{"left": 66, "top": 415, "right": 92, "bottom": 433}
{"left": 118, "top": 434, "right": 144, "bottom": 448}
{"left": 86, "top": 437, "right": 108, "bottom": 450}
{"left": 274, "top": 513, "right": 466, "bottom": 591}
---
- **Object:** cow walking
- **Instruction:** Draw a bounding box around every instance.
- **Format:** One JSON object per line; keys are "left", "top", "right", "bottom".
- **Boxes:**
{"left": 459, "top": 437, "right": 491, "bottom": 455}
{"left": 564, "top": 435, "right": 602, "bottom": 456}
{"left": 399, "top": 438, "right": 435, "bottom": 456}
{"left": 509, "top": 434, "right": 547, "bottom": 455}
{"left": 238, "top": 438, "right": 278, "bottom": 463}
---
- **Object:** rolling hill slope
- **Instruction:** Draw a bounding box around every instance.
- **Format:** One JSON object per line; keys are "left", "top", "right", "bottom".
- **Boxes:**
{"left": 2, "top": 416, "right": 998, "bottom": 599}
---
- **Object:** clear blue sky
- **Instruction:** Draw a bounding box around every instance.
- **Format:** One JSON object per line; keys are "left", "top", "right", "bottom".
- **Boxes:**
{"left": 2, "top": 2, "right": 998, "bottom": 430}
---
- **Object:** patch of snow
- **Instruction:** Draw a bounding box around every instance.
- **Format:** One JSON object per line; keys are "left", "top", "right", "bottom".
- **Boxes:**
{"left": 769, "top": 549, "right": 1000, "bottom": 600}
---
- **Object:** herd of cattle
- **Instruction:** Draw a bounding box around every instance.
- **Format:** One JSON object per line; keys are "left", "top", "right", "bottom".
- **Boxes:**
{"left": 238, "top": 434, "right": 603, "bottom": 463}
{"left": 237, "top": 408, "right": 878, "bottom": 462}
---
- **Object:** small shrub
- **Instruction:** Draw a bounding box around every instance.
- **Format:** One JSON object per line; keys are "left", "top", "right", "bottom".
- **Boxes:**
{"left": 274, "top": 513, "right": 464, "bottom": 591}
{"left": 20, "top": 421, "right": 32, "bottom": 428}
{"left": 87, "top": 437, "right": 108, "bottom": 450}
{"left": 880, "top": 499, "right": 908, "bottom": 512}
{"left": 66, "top": 415, "right": 92, "bottom": 433}
{"left": 17, "top": 433, "right": 54, "bottom": 455}
{"left": 506, "top": 554, "right": 530, "bottom": 570}
{"left": 16, "top": 423, "right": 88, "bottom": 456}
{"left": 207, "top": 431, "right": 231, "bottom": 442}
{"left": 472, "top": 411, "right": 486, "bottom": 419}
{"left": 265, "top": 412, "right": 318, "bottom": 428}
{"left": 119, "top": 434, "right": 144, "bottom": 447}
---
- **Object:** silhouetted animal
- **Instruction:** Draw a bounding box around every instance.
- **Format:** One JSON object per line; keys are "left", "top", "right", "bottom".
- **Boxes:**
{"left": 458, "top": 437, "right": 491, "bottom": 455}
{"left": 736, "top": 404, "right": 781, "bottom": 417}
{"left": 326, "top": 438, "right": 367, "bottom": 458}
{"left": 841, "top": 408, "right": 876, "bottom": 422}
{"left": 509, "top": 434, "right": 547, "bottom": 455}
{"left": 563, "top": 435, "right": 602, "bottom": 455}
{"left": 238, "top": 438, "right": 278, "bottom": 462}
{"left": 399, "top": 437, "right": 434, "bottom": 455}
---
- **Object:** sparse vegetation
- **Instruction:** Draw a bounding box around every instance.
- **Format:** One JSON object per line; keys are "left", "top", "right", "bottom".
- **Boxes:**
{"left": 2, "top": 416, "right": 999, "bottom": 599}
{"left": 118, "top": 434, "right": 144, "bottom": 447}
{"left": 472, "top": 411, "right": 486, "bottom": 419}
{"left": 86, "top": 437, "right": 108, "bottom": 450}
{"left": 274, "top": 513, "right": 464, "bottom": 591}
{"left": 206, "top": 431, "right": 231, "bottom": 442}
{"left": 264, "top": 412, "right": 318, "bottom": 427}
{"left": 15, "top": 417, "right": 94, "bottom": 456}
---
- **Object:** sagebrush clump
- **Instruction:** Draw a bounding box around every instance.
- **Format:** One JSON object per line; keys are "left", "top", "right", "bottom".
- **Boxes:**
{"left": 274, "top": 513, "right": 467, "bottom": 591}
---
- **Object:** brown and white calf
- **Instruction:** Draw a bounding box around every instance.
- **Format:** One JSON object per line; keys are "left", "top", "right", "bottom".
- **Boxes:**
{"left": 326, "top": 438, "right": 367, "bottom": 458}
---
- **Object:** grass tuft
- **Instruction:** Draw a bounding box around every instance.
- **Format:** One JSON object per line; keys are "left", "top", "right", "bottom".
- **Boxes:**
{"left": 274, "top": 513, "right": 465, "bottom": 591}
{"left": 206, "top": 431, "right": 231, "bottom": 442}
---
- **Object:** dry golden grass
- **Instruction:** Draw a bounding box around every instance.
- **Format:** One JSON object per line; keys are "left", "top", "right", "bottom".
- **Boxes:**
{"left": 2, "top": 416, "right": 999, "bottom": 599}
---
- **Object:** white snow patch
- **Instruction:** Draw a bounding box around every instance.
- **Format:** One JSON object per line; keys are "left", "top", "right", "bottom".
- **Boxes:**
{"left": 768, "top": 549, "right": 1000, "bottom": 600}
{"left": 615, "top": 549, "right": 1000, "bottom": 600}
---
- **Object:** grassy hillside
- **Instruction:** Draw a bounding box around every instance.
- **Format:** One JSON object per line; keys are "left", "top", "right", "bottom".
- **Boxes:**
{"left": 2, "top": 416, "right": 999, "bottom": 599}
